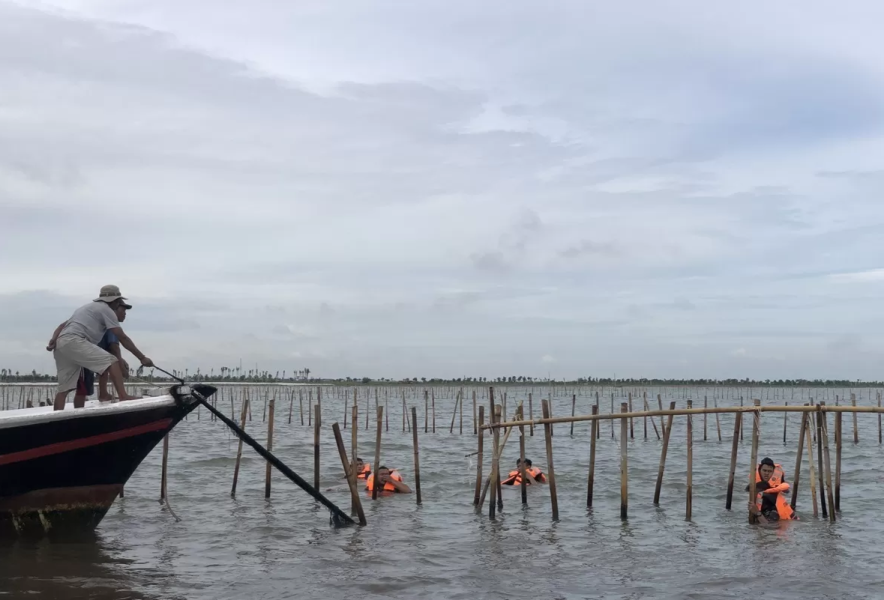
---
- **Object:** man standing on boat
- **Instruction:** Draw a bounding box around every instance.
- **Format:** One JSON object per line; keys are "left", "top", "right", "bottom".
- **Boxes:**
{"left": 48, "top": 285, "right": 153, "bottom": 411}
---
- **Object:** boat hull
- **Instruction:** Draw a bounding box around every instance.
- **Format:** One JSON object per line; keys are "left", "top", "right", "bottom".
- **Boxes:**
{"left": 0, "top": 384, "right": 215, "bottom": 537}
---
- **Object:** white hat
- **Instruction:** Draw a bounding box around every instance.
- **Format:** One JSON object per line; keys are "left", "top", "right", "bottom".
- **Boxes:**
{"left": 94, "top": 285, "right": 132, "bottom": 309}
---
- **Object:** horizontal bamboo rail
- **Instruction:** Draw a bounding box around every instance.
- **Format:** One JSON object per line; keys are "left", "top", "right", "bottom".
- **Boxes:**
{"left": 482, "top": 404, "right": 884, "bottom": 430}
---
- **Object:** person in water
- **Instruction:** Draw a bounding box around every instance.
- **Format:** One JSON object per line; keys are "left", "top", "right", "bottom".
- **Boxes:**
{"left": 747, "top": 457, "right": 797, "bottom": 522}
{"left": 353, "top": 457, "right": 371, "bottom": 480}
{"left": 502, "top": 458, "right": 547, "bottom": 485}
{"left": 365, "top": 466, "right": 412, "bottom": 494}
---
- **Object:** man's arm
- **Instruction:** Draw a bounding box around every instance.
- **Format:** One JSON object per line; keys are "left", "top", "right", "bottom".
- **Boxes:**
{"left": 46, "top": 321, "right": 68, "bottom": 350}
{"left": 388, "top": 479, "right": 412, "bottom": 494}
{"left": 108, "top": 342, "right": 129, "bottom": 376}
{"left": 108, "top": 327, "right": 153, "bottom": 367}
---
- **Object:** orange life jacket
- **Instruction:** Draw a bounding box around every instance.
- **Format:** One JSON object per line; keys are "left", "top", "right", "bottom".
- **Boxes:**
{"left": 365, "top": 470, "right": 403, "bottom": 493}
{"left": 502, "top": 466, "right": 546, "bottom": 485}
{"left": 356, "top": 463, "right": 371, "bottom": 480}
{"left": 755, "top": 463, "right": 794, "bottom": 520}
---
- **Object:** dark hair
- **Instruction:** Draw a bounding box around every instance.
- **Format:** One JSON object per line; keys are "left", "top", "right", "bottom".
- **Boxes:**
{"left": 356, "top": 457, "right": 364, "bottom": 462}
{"left": 378, "top": 465, "right": 388, "bottom": 471}
{"left": 760, "top": 457, "right": 775, "bottom": 468}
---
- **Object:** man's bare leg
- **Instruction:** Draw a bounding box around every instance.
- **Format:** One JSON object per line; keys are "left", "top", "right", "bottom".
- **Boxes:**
{"left": 53, "top": 391, "right": 70, "bottom": 411}
{"left": 106, "top": 362, "right": 139, "bottom": 401}
{"left": 73, "top": 394, "right": 88, "bottom": 408}
{"left": 98, "top": 371, "right": 113, "bottom": 401}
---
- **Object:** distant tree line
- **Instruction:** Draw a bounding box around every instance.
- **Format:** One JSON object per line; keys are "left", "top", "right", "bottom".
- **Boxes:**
{"left": 1, "top": 367, "right": 881, "bottom": 387}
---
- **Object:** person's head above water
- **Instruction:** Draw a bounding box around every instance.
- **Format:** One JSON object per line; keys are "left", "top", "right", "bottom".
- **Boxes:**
{"left": 355, "top": 457, "right": 365, "bottom": 471}
{"left": 758, "top": 457, "right": 775, "bottom": 482}
{"left": 516, "top": 458, "right": 534, "bottom": 468}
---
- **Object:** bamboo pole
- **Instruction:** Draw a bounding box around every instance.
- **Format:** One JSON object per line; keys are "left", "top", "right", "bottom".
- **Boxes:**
{"left": 308, "top": 391, "right": 312, "bottom": 426}
{"left": 852, "top": 394, "right": 859, "bottom": 443}
{"left": 372, "top": 406, "right": 384, "bottom": 500}
{"left": 332, "top": 423, "right": 366, "bottom": 526}
{"left": 299, "top": 392, "right": 304, "bottom": 426}
{"left": 432, "top": 389, "right": 436, "bottom": 434}
{"left": 643, "top": 392, "right": 648, "bottom": 440}
{"left": 231, "top": 398, "right": 248, "bottom": 498}
{"left": 815, "top": 408, "right": 828, "bottom": 518}
{"left": 459, "top": 388, "right": 464, "bottom": 435}
{"left": 725, "top": 406, "right": 741, "bottom": 509}
{"left": 160, "top": 434, "right": 169, "bottom": 502}
{"left": 450, "top": 391, "right": 459, "bottom": 433}
{"left": 344, "top": 398, "right": 349, "bottom": 429}
{"left": 748, "top": 399, "right": 760, "bottom": 524}
{"left": 288, "top": 392, "right": 293, "bottom": 425}
{"left": 805, "top": 411, "right": 819, "bottom": 518}
{"left": 596, "top": 392, "right": 601, "bottom": 439}
{"left": 265, "top": 399, "right": 275, "bottom": 498}
{"left": 835, "top": 410, "right": 842, "bottom": 512}
{"left": 783, "top": 402, "right": 788, "bottom": 445}
{"left": 528, "top": 392, "right": 534, "bottom": 436}
{"left": 411, "top": 406, "right": 422, "bottom": 505}
{"left": 611, "top": 394, "right": 615, "bottom": 439}
{"left": 657, "top": 394, "right": 665, "bottom": 434}
{"left": 587, "top": 405, "right": 598, "bottom": 508}
{"left": 472, "top": 390, "right": 477, "bottom": 435}
{"left": 879, "top": 392, "right": 882, "bottom": 444}
{"left": 542, "top": 399, "right": 559, "bottom": 521}
{"left": 620, "top": 402, "right": 628, "bottom": 520}
{"left": 424, "top": 390, "right": 429, "bottom": 433}
{"left": 714, "top": 398, "right": 722, "bottom": 442}
{"left": 791, "top": 407, "right": 808, "bottom": 512}
{"left": 350, "top": 404, "right": 358, "bottom": 514}
{"left": 314, "top": 404, "right": 320, "bottom": 490}
{"left": 819, "top": 405, "right": 836, "bottom": 522}
{"left": 643, "top": 395, "right": 659, "bottom": 440}
{"left": 702, "top": 397, "right": 707, "bottom": 442}
{"left": 385, "top": 396, "right": 389, "bottom": 432}
{"left": 628, "top": 393, "right": 634, "bottom": 439}
{"left": 489, "top": 403, "right": 501, "bottom": 519}
{"left": 570, "top": 394, "right": 576, "bottom": 436}
{"left": 402, "top": 393, "right": 407, "bottom": 432}
{"left": 653, "top": 401, "right": 676, "bottom": 505}
{"left": 473, "top": 406, "right": 485, "bottom": 505}
{"left": 518, "top": 405, "right": 527, "bottom": 506}
{"left": 686, "top": 399, "right": 693, "bottom": 520}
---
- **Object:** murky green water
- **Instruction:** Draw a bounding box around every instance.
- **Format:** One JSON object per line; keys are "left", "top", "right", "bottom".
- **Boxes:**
{"left": 2, "top": 386, "right": 883, "bottom": 599}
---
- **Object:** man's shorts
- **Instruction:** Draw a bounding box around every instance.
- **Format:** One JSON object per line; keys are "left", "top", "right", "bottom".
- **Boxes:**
{"left": 74, "top": 331, "right": 118, "bottom": 397}
{"left": 54, "top": 335, "right": 117, "bottom": 394}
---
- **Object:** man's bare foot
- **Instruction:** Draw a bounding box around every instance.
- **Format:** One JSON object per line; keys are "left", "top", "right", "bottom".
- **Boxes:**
{"left": 98, "top": 395, "right": 114, "bottom": 402}
{"left": 118, "top": 394, "right": 141, "bottom": 401}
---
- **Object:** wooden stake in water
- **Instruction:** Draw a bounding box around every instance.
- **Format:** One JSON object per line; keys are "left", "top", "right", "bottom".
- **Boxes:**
{"left": 620, "top": 402, "right": 629, "bottom": 520}
{"left": 835, "top": 409, "right": 842, "bottom": 512}
{"left": 344, "top": 398, "right": 349, "bottom": 429}
{"left": 160, "top": 434, "right": 169, "bottom": 502}
{"left": 587, "top": 405, "right": 599, "bottom": 508}
{"left": 265, "top": 398, "right": 275, "bottom": 498}
{"left": 819, "top": 405, "right": 836, "bottom": 522}
{"left": 814, "top": 408, "right": 828, "bottom": 518}
{"left": 879, "top": 392, "right": 882, "bottom": 445}
{"left": 851, "top": 394, "right": 859, "bottom": 444}
{"left": 628, "top": 393, "right": 634, "bottom": 440}
{"left": 748, "top": 399, "right": 760, "bottom": 524}
{"left": 450, "top": 391, "right": 459, "bottom": 434}
{"left": 653, "top": 401, "right": 676, "bottom": 505}
{"left": 528, "top": 393, "right": 534, "bottom": 436}
{"left": 288, "top": 392, "right": 293, "bottom": 425}
{"left": 570, "top": 394, "right": 576, "bottom": 436}
{"left": 791, "top": 407, "right": 808, "bottom": 512}
{"left": 432, "top": 389, "right": 436, "bottom": 434}
{"left": 314, "top": 404, "right": 321, "bottom": 490}
{"left": 459, "top": 389, "right": 464, "bottom": 435}
{"left": 542, "top": 399, "right": 559, "bottom": 521}
{"left": 686, "top": 399, "right": 693, "bottom": 520}
{"left": 231, "top": 398, "right": 249, "bottom": 498}
{"left": 473, "top": 406, "right": 485, "bottom": 506}
{"left": 783, "top": 402, "right": 788, "bottom": 445}
{"left": 332, "top": 422, "right": 366, "bottom": 526}
{"left": 472, "top": 390, "right": 478, "bottom": 435}
{"left": 805, "top": 410, "right": 819, "bottom": 518}
{"left": 714, "top": 398, "right": 722, "bottom": 442}
{"left": 702, "top": 397, "right": 707, "bottom": 442}
{"left": 488, "top": 402, "right": 501, "bottom": 520}
{"left": 411, "top": 406, "right": 422, "bottom": 505}
{"left": 596, "top": 392, "right": 601, "bottom": 439}
{"left": 518, "top": 405, "right": 527, "bottom": 506}
{"left": 299, "top": 392, "right": 304, "bottom": 426}
{"left": 424, "top": 390, "right": 429, "bottom": 433}
{"left": 372, "top": 406, "right": 384, "bottom": 500}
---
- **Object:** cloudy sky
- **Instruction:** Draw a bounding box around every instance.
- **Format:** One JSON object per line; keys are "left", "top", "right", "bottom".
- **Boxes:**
{"left": 3, "top": 1, "right": 884, "bottom": 380}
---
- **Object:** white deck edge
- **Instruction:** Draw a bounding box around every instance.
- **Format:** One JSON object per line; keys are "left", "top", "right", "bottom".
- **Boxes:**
{"left": 0, "top": 395, "right": 180, "bottom": 430}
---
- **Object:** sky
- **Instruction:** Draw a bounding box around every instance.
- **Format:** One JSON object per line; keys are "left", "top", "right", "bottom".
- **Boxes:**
{"left": 3, "top": 0, "right": 884, "bottom": 380}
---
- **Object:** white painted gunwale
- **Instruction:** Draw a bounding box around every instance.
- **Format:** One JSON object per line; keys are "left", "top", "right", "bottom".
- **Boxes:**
{"left": 0, "top": 395, "right": 182, "bottom": 431}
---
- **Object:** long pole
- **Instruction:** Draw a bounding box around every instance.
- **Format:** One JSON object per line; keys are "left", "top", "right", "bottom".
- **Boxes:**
{"left": 265, "top": 398, "right": 275, "bottom": 498}
{"left": 653, "top": 401, "right": 676, "bottom": 505}
{"left": 314, "top": 405, "right": 321, "bottom": 490}
{"left": 372, "top": 406, "right": 383, "bottom": 500}
{"left": 473, "top": 406, "right": 485, "bottom": 505}
{"left": 332, "top": 423, "right": 366, "bottom": 525}
{"left": 411, "top": 406, "right": 422, "bottom": 505}
{"left": 790, "top": 407, "right": 808, "bottom": 511}
{"left": 542, "top": 399, "right": 559, "bottom": 521}
{"left": 725, "top": 407, "right": 741, "bottom": 509}
{"left": 686, "top": 399, "right": 693, "bottom": 520}
{"left": 748, "top": 399, "right": 760, "bottom": 524}
{"left": 620, "top": 402, "right": 629, "bottom": 520}
{"left": 231, "top": 398, "right": 249, "bottom": 498}
{"left": 587, "top": 404, "right": 599, "bottom": 507}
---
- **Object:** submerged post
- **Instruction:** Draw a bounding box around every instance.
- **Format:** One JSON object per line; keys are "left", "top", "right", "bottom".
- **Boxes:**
{"left": 791, "top": 407, "right": 808, "bottom": 512}
{"left": 835, "top": 409, "right": 842, "bottom": 512}
{"left": 489, "top": 403, "right": 501, "bottom": 519}
{"left": 332, "top": 423, "right": 366, "bottom": 526}
{"left": 819, "top": 405, "right": 836, "bottom": 522}
{"left": 542, "top": 399, "right": 559, "bottom": 521}
{"left": 686, "top": 399, "right": 693, "bottom": 520}
{"left": 231, "top": 398, "right": 249, "bottom": 498}
{"left": 411, "top": 406, "right": 421, "bottom": 505}
{"left": 314, "top": 404, "right": 321, "bottom": 490}
{"left": 265, "top": 398, "right": 275, "bottom": 498}
{"left": 620, "top": 402, "right": 628, "bottom": 520}
{"left": 372, "top": 405, "right": 384, "bottom": 500}
{"left": 815, "top": 408, "right": 828, "bottom": 518}
{"left": 473, "top": 406, "right": 485, "bottom": 505}
{"left": 528, "top": 392, "right": 534, "bottom": 436}
{"left": 852, "top": 394, "right": 859, "bottom": 444}
{"left": 653, "top": 401, "right": 676, "bottom": 505}
{"left": 160, "top": 434, "right": 169, "bottom": 502}
{"left": 518, "top": 405, "right": 527, "bottom": 506}
{"left": 587, "top": 405, "right": 599, "bottom": 508}
{"left": 748, "top": 399, "right": 760, "bottom": 524}
{"left": 805, "top": 410, "right": 819, "bottom": 518}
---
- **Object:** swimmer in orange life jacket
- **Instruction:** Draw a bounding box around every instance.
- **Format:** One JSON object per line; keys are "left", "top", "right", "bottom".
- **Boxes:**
{"left": 353, "top": 457, "right": 371, "bottom": 480}
{"left": 365, "top": 466, "right": 412, "bottom": 494}
{"left": 502, "top": 459, "right": 547, "bottom": 486}
{"left": 746, "top": 457, "right": 797, "bottom": 523}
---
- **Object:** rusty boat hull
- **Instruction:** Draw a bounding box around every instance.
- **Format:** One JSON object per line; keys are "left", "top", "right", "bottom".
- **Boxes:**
{"left": 0, "top": 384, "right": 215, "bottom": 537}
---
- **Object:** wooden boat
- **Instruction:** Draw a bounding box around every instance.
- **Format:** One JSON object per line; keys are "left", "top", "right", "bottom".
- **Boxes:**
{"left": 0, "top": 384, "right": 216, "bottom": 537}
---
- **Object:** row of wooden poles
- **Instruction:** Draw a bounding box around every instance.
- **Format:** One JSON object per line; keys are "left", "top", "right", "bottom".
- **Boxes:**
{"left": 475, "top": 387, "right": 884, "bottom": 523}
{"left": 158, "top": 395, "right": 429, "bottom": 526}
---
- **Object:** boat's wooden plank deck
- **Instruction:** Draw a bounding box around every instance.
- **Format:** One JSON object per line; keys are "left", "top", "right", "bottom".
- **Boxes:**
{"left": 0, "top": 395, "right": 177, "bottom": 430}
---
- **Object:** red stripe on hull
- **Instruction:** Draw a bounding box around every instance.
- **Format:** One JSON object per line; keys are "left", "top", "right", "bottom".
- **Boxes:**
{"left": 0, "top": 418, "right": 172, "bottom": 466}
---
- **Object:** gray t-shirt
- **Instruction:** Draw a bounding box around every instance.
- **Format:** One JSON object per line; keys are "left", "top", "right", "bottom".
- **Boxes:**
{"left": 60, "top": 301, "right": 121, "bottom": 345}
